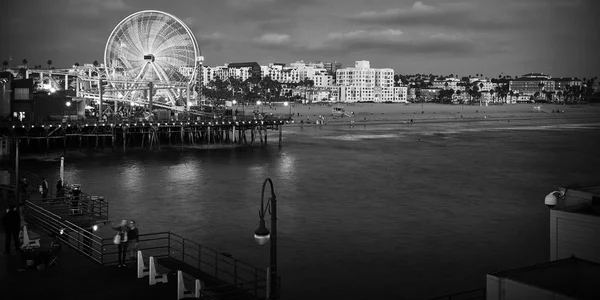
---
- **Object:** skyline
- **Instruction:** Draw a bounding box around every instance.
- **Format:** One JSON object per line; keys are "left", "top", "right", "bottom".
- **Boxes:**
{"left": 1, "top": 0, "right": 599, "bottom": 78}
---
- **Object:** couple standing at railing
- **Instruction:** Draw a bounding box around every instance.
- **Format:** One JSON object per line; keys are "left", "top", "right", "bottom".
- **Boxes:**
{"left": 112, "top": 219, "right": 139, "bottom": 268}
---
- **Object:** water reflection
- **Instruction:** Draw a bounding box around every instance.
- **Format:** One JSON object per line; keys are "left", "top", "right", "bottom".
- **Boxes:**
{"left": 122, "top": 162, "right": 142, "bottom": 188}
{"left": 166, "top": 161, "right": 201, "bottom": 183}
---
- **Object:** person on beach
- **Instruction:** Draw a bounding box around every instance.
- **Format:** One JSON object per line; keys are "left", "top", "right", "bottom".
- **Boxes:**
{"left": 127, "top": 220, "right": 139, "bottom": 265}
{"left": 2, "top": 204, "right": 21, "bottom": 254}
{"left": 112, "top": 220, "right": 129, "bottom": 267}
{"left": 41, "top": 178, "right": 49, "bottom": 199}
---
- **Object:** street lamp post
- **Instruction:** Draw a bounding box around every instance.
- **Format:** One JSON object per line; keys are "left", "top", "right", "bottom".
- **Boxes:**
{"left": 254, "top": 178, "right": 278, "bottom": 299}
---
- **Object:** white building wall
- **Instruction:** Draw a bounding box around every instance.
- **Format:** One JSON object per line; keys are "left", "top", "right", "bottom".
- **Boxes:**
{"left": 336, "top": 61, "right": 394, "bottom": 102}
{"left": 550, "top": 210, "right": 600, "bottom": 264}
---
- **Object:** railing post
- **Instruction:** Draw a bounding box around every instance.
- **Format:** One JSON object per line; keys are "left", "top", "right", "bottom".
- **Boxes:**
{"left": 182, "top": 238, "right": 185, "bottom": 262}
{"left": 198, "top": 246, "right": 201, "bottom": 270}
{"left": 255, "top": 268, "right": 258, "bottom": 297}
{"left": 168, "top": 232, "right": 171, "bottom": 257}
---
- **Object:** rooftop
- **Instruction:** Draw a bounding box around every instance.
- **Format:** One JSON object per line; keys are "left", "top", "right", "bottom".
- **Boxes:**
{"left": 490, "top": 256, "right": 600, "bottom": 300}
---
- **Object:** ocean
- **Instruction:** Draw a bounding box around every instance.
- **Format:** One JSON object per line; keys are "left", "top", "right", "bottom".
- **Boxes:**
{"left": 15, "top": 118, "right": 600, "bottom": 299}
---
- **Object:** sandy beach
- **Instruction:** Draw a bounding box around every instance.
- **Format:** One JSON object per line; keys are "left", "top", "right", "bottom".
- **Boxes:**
{"left": 251, "top": 103, "right": 600, "bottom": 125}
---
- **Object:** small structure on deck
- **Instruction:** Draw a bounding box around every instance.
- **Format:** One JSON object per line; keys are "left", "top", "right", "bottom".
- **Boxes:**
{"left": 486, "top": 185, "right": 600, "bottom": 300}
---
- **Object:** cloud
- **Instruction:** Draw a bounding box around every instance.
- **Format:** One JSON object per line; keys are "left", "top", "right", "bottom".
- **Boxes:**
{"left": 251, "top": 29, "right": 477, "bottom": 57}
{"left": 255, "top": 33, "right": 291, "bottom": 45}
{"left": 347, "top": 1, "right": 513, "bottom": 30}
{"left": 316, "top": 29, "right": 475, "bottom": 55}
{"left": 67, "top": 0, "right": 129, "bottom": 15}
{"left": 227, "top": 0, "right": 320, "bottom": 22}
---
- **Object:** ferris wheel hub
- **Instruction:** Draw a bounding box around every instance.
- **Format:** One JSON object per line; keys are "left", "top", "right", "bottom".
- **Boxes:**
{"left": 144, "top": 54, "right": 155, "bottom": 62}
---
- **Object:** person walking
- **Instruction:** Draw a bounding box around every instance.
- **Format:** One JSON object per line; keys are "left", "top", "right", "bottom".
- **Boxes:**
{"left": 41, "top": 177, "right": 49, "bottom": 199}
{"left": 127, "top": 220, "right": 139, "bottom": 266}
{"left": 112, "top": 220, "right": 129, "bottom": 267}
{"left": 2, "top": 204, "right": 21, "bottom": 254}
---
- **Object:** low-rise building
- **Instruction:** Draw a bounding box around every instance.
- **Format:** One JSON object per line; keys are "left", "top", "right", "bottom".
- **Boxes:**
{"left": 509, "top": 73, "right": 556, "bottom": 96}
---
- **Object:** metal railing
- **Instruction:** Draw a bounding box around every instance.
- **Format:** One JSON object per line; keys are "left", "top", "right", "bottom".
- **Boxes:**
{"left": 426, "top": 288, "right": 485, "bottom": 300}
{"left": 28, "top": 196, "right": 109, "bottom": 221}
{"left": 101, "top": 231, "right": 270, "bottom": 299}
{"left": 24, "top": 200, "right": 104, "bottom": 264}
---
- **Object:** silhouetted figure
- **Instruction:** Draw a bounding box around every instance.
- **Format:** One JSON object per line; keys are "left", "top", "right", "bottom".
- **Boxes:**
{"left": 56, "top": 180, "right": 63, "bottom": 197}
{"left": 2, "top": 204, "right": 21, "bottom": 254}
{"left": 41, "top": 177, "right": 49, "bottom": 199}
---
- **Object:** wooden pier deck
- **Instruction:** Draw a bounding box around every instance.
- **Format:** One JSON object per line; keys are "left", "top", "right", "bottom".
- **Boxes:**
{"left": 0, "top": 116, "right": 289, "bottom": 154}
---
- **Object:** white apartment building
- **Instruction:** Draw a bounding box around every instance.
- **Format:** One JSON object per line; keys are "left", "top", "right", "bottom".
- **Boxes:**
{"left": 335, "top": 60, "right": 405, "bottom": 103}
{"left": 432, "top": 77, "right": 463, "bottom": 91}
{"left": 260, "top": 62, "right": 334, "bottom": 87}
{"left": 471, "top": 80, "right": 494, "bottom": 92}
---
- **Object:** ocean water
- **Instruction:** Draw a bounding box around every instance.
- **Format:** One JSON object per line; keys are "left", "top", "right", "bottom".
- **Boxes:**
{"left": 16, "top": 119, "right": 600, "bottom": 299}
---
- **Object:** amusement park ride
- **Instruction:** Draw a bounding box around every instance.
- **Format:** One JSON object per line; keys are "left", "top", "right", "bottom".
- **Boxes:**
{"left": 27, "top": 10, "right": 214, "bottom": 120}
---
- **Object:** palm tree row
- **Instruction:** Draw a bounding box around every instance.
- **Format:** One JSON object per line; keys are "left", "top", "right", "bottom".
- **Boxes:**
{"left": 201, "top": 76, "right": 316, "bottom": 104}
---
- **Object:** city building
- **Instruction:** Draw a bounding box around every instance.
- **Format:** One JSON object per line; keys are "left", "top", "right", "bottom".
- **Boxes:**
{"left": 552, "top": 77, "right": 582, "bottom": 91}
{"left": 432, "top": 77, "right": 462, "bottom": 91}
{"left": 0, "top": 72, "right": 13, "bottom": 118}
{"left": 486, "top": 186, "right": 600, "bottom": 300}
{"left": 336, "top": 61, "right": 405, "bottom": 102}
{"left": 8, "top": 78, "right": 34, "bottom": 121}
{"left": 509, "top": 73, "right": 556, "bottom": 96}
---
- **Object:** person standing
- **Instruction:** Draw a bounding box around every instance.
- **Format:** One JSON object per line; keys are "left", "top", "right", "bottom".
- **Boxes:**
{"left": 2, "top": 204, "right": 21, "bottom": 254}
{"left": 127, "top": 220, "right": 139, "bottom": 266}
{"left": 56, "top": 179, "right": 63, "bottom": 197}
{"left": 112, "top": 220, "right": 129, "bottom": 267}
{"left": 41, "top": 177, "right": 49, "bottom": 199}
{"left": 19, "top": 177, "right": 28, "bottom": 202}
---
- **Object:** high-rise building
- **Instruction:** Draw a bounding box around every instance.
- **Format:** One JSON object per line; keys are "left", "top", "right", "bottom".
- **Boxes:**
{"left": 335, "top": 61, "right": 406, "bottom": 103}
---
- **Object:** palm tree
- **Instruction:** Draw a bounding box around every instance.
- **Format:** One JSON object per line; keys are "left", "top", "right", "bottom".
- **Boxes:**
{"left": 489, "top": 89, "right": 495, "bottom": 104}
{"left": 22, "top": 59, "right": 27, "bottom": 68}
{"left": 2, "top": 60, "right": 8, "bottom": 70}
{"left": 74, "top": 62, "right": 80, "bottom": 67}
{"left": 47, "top": 60, "right": 52, "bottom": 69}
{"left": 479, "top": 82, "right": 484, "bottom": 106}
{"left": 93, "top": 60, "right": 99, "bottom": 67}
{"left": 509, "top": 90, "right": 515, "bottom": 103}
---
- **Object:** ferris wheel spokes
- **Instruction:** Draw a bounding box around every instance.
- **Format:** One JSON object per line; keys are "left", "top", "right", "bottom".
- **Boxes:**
{"left": 150, "top": 62, "right": 178, "bottom": 105}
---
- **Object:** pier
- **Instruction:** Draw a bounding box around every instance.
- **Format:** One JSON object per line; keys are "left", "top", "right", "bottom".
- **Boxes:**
{"left": 1, "top": 172, "right": 276, "bottom": 299}
{"left": 0, "top": 116, "right": 288, "bottom": 154}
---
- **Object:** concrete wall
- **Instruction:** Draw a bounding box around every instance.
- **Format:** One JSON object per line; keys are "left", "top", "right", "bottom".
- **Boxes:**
{"left": 486, "top": 275, "right": 575, "bottom": 300}
{"left": 550, "top": 209, "right": 600, "bottom": 263}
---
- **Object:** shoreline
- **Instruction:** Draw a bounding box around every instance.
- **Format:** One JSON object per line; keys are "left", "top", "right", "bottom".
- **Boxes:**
{"left": 282, "top": 114, "right": 600, "bottom": 128}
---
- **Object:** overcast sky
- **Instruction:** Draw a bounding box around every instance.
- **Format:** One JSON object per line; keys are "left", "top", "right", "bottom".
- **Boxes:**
{"left": 1, "top": 0, "right": 599, "bottom": 78}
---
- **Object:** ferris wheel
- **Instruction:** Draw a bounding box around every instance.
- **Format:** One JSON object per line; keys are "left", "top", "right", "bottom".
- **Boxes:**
{"left": 104, "top": 10, "right": 201, "bottom": 106}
